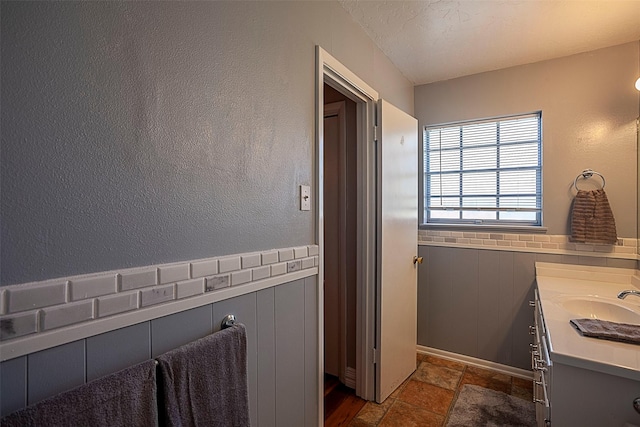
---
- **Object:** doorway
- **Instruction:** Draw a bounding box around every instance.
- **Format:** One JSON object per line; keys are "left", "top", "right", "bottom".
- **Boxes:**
{"left": 316, "top": 46, "right": 419, "bottom": 425}
{"left": 323, "top": 86, "right": 358, "bottom": 391}
{"left": 316, "top": 48, "right": 380, "bottom": 416}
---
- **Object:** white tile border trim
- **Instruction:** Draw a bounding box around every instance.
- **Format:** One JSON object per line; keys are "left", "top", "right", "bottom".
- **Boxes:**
{"left": 419, "top": 232, "right": 639, "bottom": 260}
{"left": 1, "top": 268, "right": 317, "bottom": 362}
{"left": 419, "top": 241, "right": 640, "bottom": 260}
{"left": 0, "top": 245, "right": 319, "bottom": 361}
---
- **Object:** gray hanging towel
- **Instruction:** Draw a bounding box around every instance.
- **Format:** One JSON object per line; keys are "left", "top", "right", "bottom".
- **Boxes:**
{"left": 157, "top": 324, "right": 250, "bottom": 427}
{"left": 1, "top": 359, "right": 158, "bottom": 427}
{"left": 570, "top": 188, "right": 617, "bottom": 244}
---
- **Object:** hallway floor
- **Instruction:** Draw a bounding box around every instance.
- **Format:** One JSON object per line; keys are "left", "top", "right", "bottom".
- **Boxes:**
{"left": 325, "top": 353, "right": 533, "bottom": 426}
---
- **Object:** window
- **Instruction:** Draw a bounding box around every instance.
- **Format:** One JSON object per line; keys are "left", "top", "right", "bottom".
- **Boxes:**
{"left": 423, "top": 112, "right": 542, "bottom": 226}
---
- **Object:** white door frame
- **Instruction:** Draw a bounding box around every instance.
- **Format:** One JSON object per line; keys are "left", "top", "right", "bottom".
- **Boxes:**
{"left": 315, "top": 46, "right": 379, "bottom": 424}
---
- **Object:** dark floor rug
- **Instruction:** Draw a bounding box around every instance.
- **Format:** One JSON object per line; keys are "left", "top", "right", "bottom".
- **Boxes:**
{"left": 446, "top": 384, "right": 536, "bottom": 427}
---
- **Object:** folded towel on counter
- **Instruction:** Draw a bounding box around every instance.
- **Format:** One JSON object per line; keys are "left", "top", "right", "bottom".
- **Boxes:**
{"left": 157, "top": 324, "right": 249, "bottom": 427}
{"left": 570, "top": 318, "right": 640, "bottom": 345}
{"left": 570, "top": 189, "right": 617, "bottom": 244}
{"left": 1, "top": 359, "right": 158, "bottom": 427}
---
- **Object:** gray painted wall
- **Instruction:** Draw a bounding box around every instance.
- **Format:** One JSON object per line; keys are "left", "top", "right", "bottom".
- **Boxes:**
{"left": 415, "top": 42, "right": 639, "bottom": 237}
{"left": 0, "top": 277, "right": 318, "bottom": 426}
{"left": 414, "top": 42, "right": 640, "bottom": 370}
{"left": 416, "top": 246, "right": 637, "bottom": 370}
{"left": 0, "top": 1, "right": 413, "bottom": 286}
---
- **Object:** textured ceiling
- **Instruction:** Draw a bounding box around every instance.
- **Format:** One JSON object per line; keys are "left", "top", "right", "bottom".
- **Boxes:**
{"left": 339, "top": 0, "right": 640, "bottom": 85}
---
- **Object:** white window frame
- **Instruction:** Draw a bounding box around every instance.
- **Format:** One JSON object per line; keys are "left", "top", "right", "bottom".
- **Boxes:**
{"left": 422, "top": 112, "right": 542, "bottom": 227}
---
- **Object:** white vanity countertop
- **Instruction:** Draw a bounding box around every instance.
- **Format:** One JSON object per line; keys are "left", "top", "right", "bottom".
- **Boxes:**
{"left": 535, "top": 262, "right": 640, "bottom": 381}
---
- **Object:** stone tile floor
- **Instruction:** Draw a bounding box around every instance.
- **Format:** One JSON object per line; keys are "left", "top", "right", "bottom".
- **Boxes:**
{"left": 346, "top": 353, "right": 533, "bottom": 426}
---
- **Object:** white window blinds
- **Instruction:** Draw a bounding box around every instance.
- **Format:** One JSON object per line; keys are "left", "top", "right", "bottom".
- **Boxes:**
{"left": 424, "top": 112, "right": 542, "bottom": 225}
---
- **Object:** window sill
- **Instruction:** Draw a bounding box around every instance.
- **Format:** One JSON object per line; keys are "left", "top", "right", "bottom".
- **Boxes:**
{"left": 419, "top": 223, "right": 548, "bottom": 234}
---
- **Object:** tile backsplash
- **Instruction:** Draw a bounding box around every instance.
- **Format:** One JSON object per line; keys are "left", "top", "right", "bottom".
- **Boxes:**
{"left": 0, "top": 245, "right": 319, "bottom": 343}
{"left": 419, "top": 230, "right": 638, "bottom": 257}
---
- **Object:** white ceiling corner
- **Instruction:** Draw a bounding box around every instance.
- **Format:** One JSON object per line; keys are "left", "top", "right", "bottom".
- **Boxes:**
{"left": 338, "top": 0, "right": 640, "bottom": 85}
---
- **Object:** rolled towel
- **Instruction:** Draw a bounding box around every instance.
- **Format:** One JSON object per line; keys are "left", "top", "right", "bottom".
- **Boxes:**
{"left": 570, "top": 318, "right": 640, "bottom": 345}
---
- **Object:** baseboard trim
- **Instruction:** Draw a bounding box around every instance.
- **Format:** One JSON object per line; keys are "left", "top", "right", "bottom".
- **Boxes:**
{"left": 344, "top": 367, "right": 356, "bottom": 389}
{"left": 417, "top": 345, "right": 533, "bottom": 380}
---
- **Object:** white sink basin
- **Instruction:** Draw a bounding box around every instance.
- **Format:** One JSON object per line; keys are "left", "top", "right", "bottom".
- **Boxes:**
{"left": 553, "top": 296, "right": 640, "bottom": 325}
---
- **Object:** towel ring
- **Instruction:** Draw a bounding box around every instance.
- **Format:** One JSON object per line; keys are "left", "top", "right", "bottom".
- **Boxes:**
{"left": 573, "top": 169, "right": 605, "bottom": 190}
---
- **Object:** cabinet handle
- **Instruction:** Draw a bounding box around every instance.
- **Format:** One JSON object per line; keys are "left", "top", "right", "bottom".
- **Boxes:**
{"left": 533, "top": 359, "right": 548, "bottom": 372}
{"left": 529, "top": 300, "right": 536, "bottom": 307}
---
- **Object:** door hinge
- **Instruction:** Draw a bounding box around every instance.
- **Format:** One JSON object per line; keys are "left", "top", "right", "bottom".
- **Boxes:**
{"left": 372, "top": 348, "right": 378, "bottom": 364}
{"left": 373, "top": 125, "right": 378, "bottom": 142}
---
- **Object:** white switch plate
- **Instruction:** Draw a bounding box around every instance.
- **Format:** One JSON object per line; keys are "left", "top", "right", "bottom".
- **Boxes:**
{"left": 300, "top": 185, "right": 311, "bottom": 211}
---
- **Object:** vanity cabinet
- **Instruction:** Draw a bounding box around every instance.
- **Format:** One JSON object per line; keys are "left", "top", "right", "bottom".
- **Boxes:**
{"left": 531, "top": 291, "right": 551, "bottom": 427}
{"left": 533, "top": 288, "right": 640, "bottom": 427}
{"left": 550, "top": 363, "right": 639, "bottom": 426}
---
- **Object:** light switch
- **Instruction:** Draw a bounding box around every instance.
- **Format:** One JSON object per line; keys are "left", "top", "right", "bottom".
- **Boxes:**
{"left": 300, "top": 185, "right": 311, "bottom": 211}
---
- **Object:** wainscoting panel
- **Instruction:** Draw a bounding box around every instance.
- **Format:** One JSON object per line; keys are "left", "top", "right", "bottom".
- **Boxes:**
{"left": 512, "top": 252, "right": 537, "bottom": 369}
{"left": 86, "top": 322, "right": 151, "bottom": 382}
{"left": 304, "top": 276, "right": 318, "bottom": 427}
{"left": 150, "top": 305, "right": 213, "bottom": 358}
{"left": 27, "top": 340, "right": 85, "bottom": 405}
{"left": 0, "top": 277, "right": 318, "bottom": 426}
{"left": 418, "top": 245, "right": 636, "bottom": 371}
{"left": 421, "top": 246, "right": 451, "bottom": 350}
{"left": 274, "top": 280, "right": 306, "bottom": 426}
{"left": 0, "top": 356, "right": 26, "bottom": 416}
{"left": 449, "top": 248, "right": 479, "bottom": 357}
{"left": 419, "top": 246, "right": 537, "bottom": 369}
{"left": 256, "top": 287, "right": 277, "bottom": 427}
{"left": 477, "top": 250, "right": 505, "bottom": 364}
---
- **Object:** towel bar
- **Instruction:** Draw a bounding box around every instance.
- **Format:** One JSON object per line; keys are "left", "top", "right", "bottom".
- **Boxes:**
{"left": 573, "top": 169, "right": 605, "bottom": 190}
{"left": 221, "top": 314, "right": 237, "bottom": 330}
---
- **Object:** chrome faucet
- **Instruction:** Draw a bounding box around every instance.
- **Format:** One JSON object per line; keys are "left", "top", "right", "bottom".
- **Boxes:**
{"left": 617, "top": 290, "right": 640, "bottom": 300}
